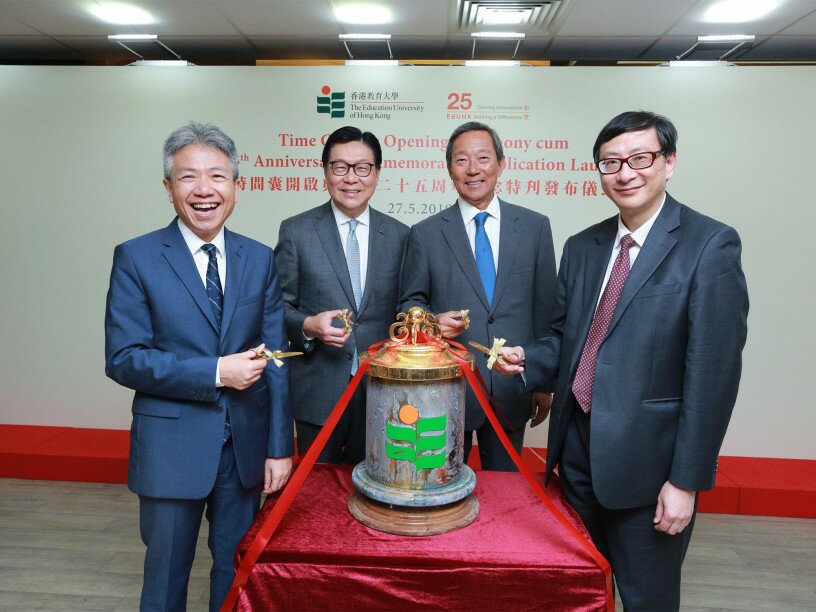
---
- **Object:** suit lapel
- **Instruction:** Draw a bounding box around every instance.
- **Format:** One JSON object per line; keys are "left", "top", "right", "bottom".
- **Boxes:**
{"left": 219, "top": 228, "right": 247, "bottom": 340}
{"left": 161, "top": 220, "right": 219, "bottom": 334}
{"left": 606, "top": 196, "right": 680, "bottom": 337}
{"left": 314, "top": 201, "right": 357, "bottom": 309}
{"left": 568, "top": 219, "right": 616, "bottom": 376}
{"left": 491, "top": 200, "right": 521, "bottom": 315}
{"left": 440, "top": 204, "right": 490, "bottom": 310}
{"left": 358, "top": 207, "right": 385, "bottom": 318}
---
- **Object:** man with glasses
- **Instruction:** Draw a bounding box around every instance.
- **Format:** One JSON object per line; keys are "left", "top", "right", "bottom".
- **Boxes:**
{"left": 275, "top": 126, "right": 409, "bottom": 464}
{"left": 494, "top": 111, "right": 748, "bottom": 609}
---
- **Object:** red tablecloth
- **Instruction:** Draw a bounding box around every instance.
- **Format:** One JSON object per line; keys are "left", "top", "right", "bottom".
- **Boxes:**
{"left": 235, "top": 464, "right": 608, "bottom": 611}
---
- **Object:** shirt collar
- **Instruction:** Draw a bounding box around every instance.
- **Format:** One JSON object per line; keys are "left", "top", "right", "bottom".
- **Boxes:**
{"left": 331, "top": 201, "right": 370, "bottom": 228}
{"left": 458, "top": 195, "right": 501, "bottom": 225}
{"left": 616, "top": 193, "right": 666, "bottom": 248}
{"left": 177, "top": 218, "right": 226, "bottom": 257}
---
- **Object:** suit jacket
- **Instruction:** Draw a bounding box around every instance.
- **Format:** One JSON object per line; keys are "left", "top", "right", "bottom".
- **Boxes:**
{"left": 399, "top": 199, "right": 557, "bottom": 430}
{"left": 105, "top": 219, "right": 293, "bottom": 499}
{"left": 523, "top": 194, "right": 749, "bottom": 509}
{"left": 274, "top": 202, "right": 409, "bottom": 425}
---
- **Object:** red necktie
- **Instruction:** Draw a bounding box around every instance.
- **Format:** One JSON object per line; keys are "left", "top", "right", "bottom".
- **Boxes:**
{"left": 572, "top": 234, "right": 636, "bottom": 413}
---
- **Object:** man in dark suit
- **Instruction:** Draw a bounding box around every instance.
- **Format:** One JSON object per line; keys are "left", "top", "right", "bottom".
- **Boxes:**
{"left": 105, "top": 122, "right": 293, "bottom": 611}
{"left": 275, "top": 126, "right": 409, "bottom": 464}
{"left": 496, "top": 111, "right": 749, "bottom": 610}
{"left": 399, "top": 121, "right": 557, "bottom": 471}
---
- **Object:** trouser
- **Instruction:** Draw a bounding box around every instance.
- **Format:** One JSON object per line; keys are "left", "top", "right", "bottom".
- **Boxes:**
{"left": 295, "top": 381, "right": 366, "bottom": 465}
{"left": 463, "top": 419, "right": 525, "bottom": 472}
{"left": 138, "top": 440, "right": 261, "bottom": 611}
{"left": 559, "top": 399, "right": 696, "bottom": 611}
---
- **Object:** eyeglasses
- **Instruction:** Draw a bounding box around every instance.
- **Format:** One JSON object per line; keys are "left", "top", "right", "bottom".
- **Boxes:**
{"left": 597, "top": 151, "right": 664, "bottom": 175}
{"left": 328, "top": 161, "right": 375, "bottom": 177}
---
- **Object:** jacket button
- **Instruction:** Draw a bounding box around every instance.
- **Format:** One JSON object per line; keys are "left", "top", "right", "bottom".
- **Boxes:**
{"left": 215, "top": 406, "right": 223, "bottom": 413}
{"left": 346, "top": 353, "right": 352, "bottom": 360}
{"left": 488, "top": 316, "right": 494, "bottom": 324}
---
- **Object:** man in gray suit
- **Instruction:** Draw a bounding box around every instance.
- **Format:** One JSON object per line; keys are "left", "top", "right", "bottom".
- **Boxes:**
{"left": 496, "top": 111, "right": 748, "bottom": 609}
{"left": 275, "top": 126, "right": 409, "bottom": 464}
{"left": 399, "top": 121, "right": 557, "bottom": 471}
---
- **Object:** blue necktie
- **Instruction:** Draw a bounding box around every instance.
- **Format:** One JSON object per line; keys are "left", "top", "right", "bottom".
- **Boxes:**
{"left": 474, "top": 212, "right": 496, "bottom": 304}
{"left": 202, "top": 243, "right": 230, "bottom": 442}
{"left": 346, "top": 220, "right": 361, "bottom": 374}
{"left": 202, "top": 243, "right": 223, "bottom": 331}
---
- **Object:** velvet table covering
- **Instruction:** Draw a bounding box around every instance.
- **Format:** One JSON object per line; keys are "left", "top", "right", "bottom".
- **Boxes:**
{"left": 235, "top": 464, "right": 608, "bottom": 611}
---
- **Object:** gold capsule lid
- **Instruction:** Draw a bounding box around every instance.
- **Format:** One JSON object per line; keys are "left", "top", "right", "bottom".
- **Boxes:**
{"left": 362, "top": 307, "right": 474, "bottom": 381}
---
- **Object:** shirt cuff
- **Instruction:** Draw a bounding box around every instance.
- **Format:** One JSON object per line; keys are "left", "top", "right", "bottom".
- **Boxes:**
{"left": 215, "top": 357, "right": 224, "bottom": 388}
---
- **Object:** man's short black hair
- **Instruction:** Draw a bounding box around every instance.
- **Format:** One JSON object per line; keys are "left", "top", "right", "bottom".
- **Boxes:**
{"left": 593, "top": 111, "right": 678, "bottom": 162}
{"left": 321, "top": 126, "right": 383, "bottom": 168}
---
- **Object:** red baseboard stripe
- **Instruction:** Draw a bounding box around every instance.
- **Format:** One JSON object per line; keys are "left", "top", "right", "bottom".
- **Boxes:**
{"left": 0, "top": 425, "right": 813, "bottom": 518}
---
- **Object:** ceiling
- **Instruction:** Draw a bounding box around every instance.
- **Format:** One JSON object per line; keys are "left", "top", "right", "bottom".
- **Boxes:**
{"left": 1, "top": 0, "right": 815, "bottom": 65}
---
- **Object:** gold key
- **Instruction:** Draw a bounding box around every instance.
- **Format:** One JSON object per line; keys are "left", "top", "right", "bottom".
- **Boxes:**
{"left": 468, "top": 338, "right": 507, "bottom": 370}
{"left": 253, "top": 348, "right": 303, "bottom": 368}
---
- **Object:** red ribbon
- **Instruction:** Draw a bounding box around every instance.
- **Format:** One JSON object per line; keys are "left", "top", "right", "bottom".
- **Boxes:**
{"left": 222, "top": 334, "right": 613, "bottom": 611}
{"left": 445, "top": 339, "right": 614, "bottom": 610}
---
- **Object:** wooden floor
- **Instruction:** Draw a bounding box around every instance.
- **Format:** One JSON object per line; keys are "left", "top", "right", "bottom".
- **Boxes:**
{"left": 0, "top": 479, "right": 814, "bottom": 611}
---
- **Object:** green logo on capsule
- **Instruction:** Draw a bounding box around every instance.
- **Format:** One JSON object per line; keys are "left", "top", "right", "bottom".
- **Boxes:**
{"left": 385, "top": 404, "right": 447, "bottom": 470}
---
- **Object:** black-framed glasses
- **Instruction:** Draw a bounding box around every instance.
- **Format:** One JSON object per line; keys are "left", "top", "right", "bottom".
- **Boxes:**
{"left": 328, "top": 161, "right": 375, "bottom": 177}
{"left": 597, "top": 151, "right": 664, "bottom": 175}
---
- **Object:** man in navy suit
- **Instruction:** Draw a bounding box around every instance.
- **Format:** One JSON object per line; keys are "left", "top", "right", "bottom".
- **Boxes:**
{"left": 496, "top": 111, "right": 748, "bottom": 609}
{"left": 105, "top": 122, "right": 293, "bottom": 611}
{"left": 399, "top": 122, "right": 557, "bottom": 471}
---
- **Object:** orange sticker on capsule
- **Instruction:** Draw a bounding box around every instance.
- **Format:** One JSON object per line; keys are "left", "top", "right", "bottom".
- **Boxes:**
{"left": 398, "top": 404, "right": 419, "bottom": 425}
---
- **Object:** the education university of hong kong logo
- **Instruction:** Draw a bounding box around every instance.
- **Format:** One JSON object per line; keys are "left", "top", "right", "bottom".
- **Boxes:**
{"left": 316, "top": 85, "right": 345, "bottom": 118}
{"left": 385, "top": 404, "right": 447, "bottom": 470}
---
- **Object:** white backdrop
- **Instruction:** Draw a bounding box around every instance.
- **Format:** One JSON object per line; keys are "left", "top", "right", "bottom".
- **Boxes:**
{"left": 1, "top": 65, "right": 813, "bottom": 458}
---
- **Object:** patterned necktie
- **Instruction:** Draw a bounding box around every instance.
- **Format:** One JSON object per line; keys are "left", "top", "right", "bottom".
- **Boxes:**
{"left": 474, "top": 211, "right": 496, "bottom": 304}
{"left": 202, "top": 243, "right": 230, "bottom": 442}
{"left": 202, "top": 243, "right": 223, "bottom": 331}
{"left": 572, "top": 234, "right": 636, "bottom": 413}
{"left": 346, "top": 220, "right": 361, "bottom": 374}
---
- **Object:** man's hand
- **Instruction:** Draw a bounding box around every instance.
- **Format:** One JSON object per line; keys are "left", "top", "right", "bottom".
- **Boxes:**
{"left": 493, "top": 346, "right": 526, "bottom": 375}
{"left": 530, "top": 391, "right": 552, "bottom": 427}
{"left": 220, "top": 344, "right": 268, "bottom": 390}
{"left": 303, "top": 310, "right": 351, "bottom": 348}
{"left": 263, "top": 457, "right": 293, "bottom": 493}
{"left": 436, "top": 310, "right": 469, "bottom": 339}
{"left": 654, "top": 481, "right": 696, "bottom": 535}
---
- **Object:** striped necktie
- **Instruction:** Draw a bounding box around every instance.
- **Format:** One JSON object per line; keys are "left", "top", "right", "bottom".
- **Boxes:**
{"left": 202, "top": 243, "right": 223, "bottom": 331}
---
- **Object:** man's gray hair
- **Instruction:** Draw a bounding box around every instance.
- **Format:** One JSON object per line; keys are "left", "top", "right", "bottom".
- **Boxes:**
{"left": 163, "top": 122, "right": 239, "bottom": 181}
{"left": 445, "top": 121, "right": 504, "bottom": 168}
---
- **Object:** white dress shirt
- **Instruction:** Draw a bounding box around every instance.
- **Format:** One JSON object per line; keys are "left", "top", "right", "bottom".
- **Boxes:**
{"left": 177, "top": 218, "right": 226, "bottom": 386}
{"left": 458, "top": 196, "right": 501, "bottom": 270}
{"left": 331, "top": 202, "right": 370, "bottom": 294}
{"left": 177, "top": 219, "right": 227, "bottom": 291}
{"left": 595, "top": 195, "right": 666, "bottom": 311}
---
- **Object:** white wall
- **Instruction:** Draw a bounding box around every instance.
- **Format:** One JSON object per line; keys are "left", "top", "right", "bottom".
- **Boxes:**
{"left": 1, "top": 65, "right": 813, "bottom": 459}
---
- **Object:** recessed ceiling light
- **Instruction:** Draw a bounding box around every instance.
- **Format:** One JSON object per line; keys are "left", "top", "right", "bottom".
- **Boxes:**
{"left": 703, "top": 0, "right": 781, "bottom": 23}
{"left": 335, "top": 3, "right": 392, "bottom": 25}
{"left": 88, "top": 2, "right": 155, "bottom": 25}
{"left": 108, "top": 33, "right": 157, "bottom": 41}
{"left": 697, "top": 34, "right": 755, "bottom": 43}
{"left": 482, "top": 9, "right": 529, "bottom": 25}
{"left": 339, "top": 33, "right": 391, "bottom": 40}
{"left": 471, "top": 32, "right": 525, "bottom": 39}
